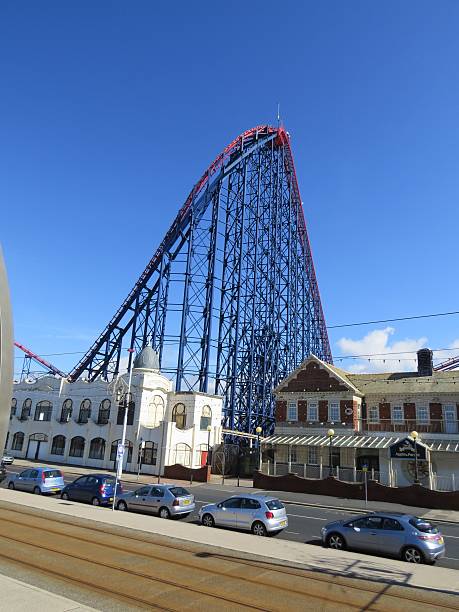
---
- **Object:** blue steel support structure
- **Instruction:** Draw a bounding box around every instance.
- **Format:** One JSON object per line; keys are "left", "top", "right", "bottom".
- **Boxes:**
{"left": 69, "top": 126, "right": 332, "bottom": 434}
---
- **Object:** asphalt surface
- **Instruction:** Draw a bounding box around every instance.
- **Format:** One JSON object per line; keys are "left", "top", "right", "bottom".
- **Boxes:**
{"left": 3, "top": 464, "right": 459, "bottom": 572}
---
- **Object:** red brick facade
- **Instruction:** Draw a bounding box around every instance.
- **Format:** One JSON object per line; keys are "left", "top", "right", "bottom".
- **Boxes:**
{"left": 379, "top": 402, "right": 391, "bottom": 420}
{"left": 430, "top": 402, "right": 442, "bottom": 420}
{"left": 340, "top": 399, "right": 354, "bottom": 424}
{"left": 298, "top": 400, "right": 307, "bottom": 422}
{"left": 279, "top": 362, "right": 348, "bottom": 393}
{"left": 404, "top": 402, "right": 416, "bottom": 420}
{"left": 318, "top": 400, "right": 328, "bottom": 423}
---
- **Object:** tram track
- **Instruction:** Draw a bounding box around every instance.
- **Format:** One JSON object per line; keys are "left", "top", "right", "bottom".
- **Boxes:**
{"left": 0, "top": 505, "right": 457, "bottom": 611}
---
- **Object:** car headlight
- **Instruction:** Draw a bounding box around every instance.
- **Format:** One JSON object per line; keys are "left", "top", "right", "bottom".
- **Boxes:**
{"left": 321, "top": 527, "right": 326, "bottom": 534}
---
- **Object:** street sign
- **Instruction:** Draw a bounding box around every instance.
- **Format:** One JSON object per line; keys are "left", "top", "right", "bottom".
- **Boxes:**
{"left": 389, "top": 437, "right": 427, "bottom": 460}
{"left": 117, "top": 443, "right": 125, "bottom": 459}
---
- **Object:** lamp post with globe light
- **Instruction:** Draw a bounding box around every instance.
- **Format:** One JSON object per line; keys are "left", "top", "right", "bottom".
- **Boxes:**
{"left": 256, "top": 426, "right": 262, "bottom": 470}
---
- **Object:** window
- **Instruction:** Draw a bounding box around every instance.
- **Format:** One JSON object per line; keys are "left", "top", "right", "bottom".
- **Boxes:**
{"left": 69, "top": 436, "right": 85, "bottom": 458}
{"left": 20, "top": 398, "right": 32, "bottom": 420}
{"left": 368, "top": 406, "right": 379, "bottom": 423}
{"left": 329, "top": 402, "right": 339, "bottom": 422}
{"left": 222, "top": 498, "right": 243, "bottom": 509}
{"left": 141, "top": 441, "right": 157, "bottom": 465}
{"left": 287, "top": 401, "right": 298, "bottom": 421}
{"left": 289, "top": 446, "right": 297, "bottom": 463}
{"left": 10, "top": 398, "right": 17, "bottom": 418}
{"left": 169, "top": 487, "right": 191, "bottom": 497}
{"left": 89, "top": 437, "right": 106, "bottom": 460}
{"left": 307, "top": 401, "right": 318, "bottom": 422}
{"left": 134, "top": 486, "right": 151, "bottom": 497}
{"left": 51, "top": 435, "right": 66, "bottom": 456}
{"left": 174, "top": 442, "right": 191, "bottom": 466}
{"left": 78, "top": 399, "right": 92, "bottom": 423}
{"left": 172, "top": 403, "right": 186, "bottom": 430}
{"left": 353, "top": 516, "right": 383, "bottom": 529}
{"left": 416, "top": 406, "right": 429, "bottom": 423}
{"left": 44, "top": 469, "right": 62, "bottom": 479}
{"left": 110, "top": 439, "right": 133, "bottom": 463}
{"left": 97, "top": 399, "right": 111, "bottom": 424}
{"left": 242, "top": 498, "right": 261, "bottom": 510}
{"left": 307, "top": 446, "right": 318, "bottom": 465}
{"left": 34, "top": 400, "right": 52, "bottom": 421}
{"left": 200, "top": 405, "right": 212, "bottom": 430}
{"left": 266, "top": 499, "right": 284, "bottom": 510}
{"left": 116, "top": 396, "right": 135, "bottom": 426}
{"left": 150, "top": 486, "right": 165, "bottom": 497}
{"left": 148, "top": 395, "right": 164, "bottom": 426}
{"left": 382, "top": 517, "right": 403, "bottom": 531}
{"left": 60, "top": 399, "right": 73, "bottom": 423}
{"left": 392, "top": 406, "right": 404, "bottom": 422}
{"left": 12, "top": 432, "right": 24, "bottom": 451}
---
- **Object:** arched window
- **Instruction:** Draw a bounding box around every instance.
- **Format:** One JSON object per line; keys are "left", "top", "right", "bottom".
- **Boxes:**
{"left": 89, "top": 437, "right": 106, "bottom": 460}
{"left": 34, "top": 400, "right": 52, "bottom": 422}
{"left": 51, "top": 435, "right": 66, "bottom": 456}
{"left": 59, "top": 399, "right": 73, "bottom": 423}
{"left": 12, "top": 432, "right": 24, "bottom": 451}
{"left": 78, "top": 399, "right": 92, "bottom": 424}
{"left": 174, "top": 443, "right": 192, "bottom": 467}
{"left": 172, "top": 403, "right": 186, "bottom": 430}
{"left": 10, "top": 398, "right": 17, "bottom": 419}
{"left": 69, "top": 436, "right": 85, "bottom": 458}
{"left": 97, "top": 399, "right": 111, "bottom": 425}
{"left": 200, "top": 405, "right": 212, "bottom": 430}
{"left": 5, "top": 432, "right": 9, "bottom": 448}
{"left": 20, "top": 398, "right": 32, "bottom": 420}
{"left": 110, "top": 439, "right": 133, "bottom": 463}
{"left": 140, "top": 441, "right": 157, "bottom": 465}
{"left": 147, "top": 395, "right": 165, "bottom": 427}
{"left": 116, "top": 395, "right": 135, "bottom": 426}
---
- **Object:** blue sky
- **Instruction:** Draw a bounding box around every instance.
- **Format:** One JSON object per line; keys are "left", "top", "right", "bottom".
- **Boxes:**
{"left": 1, "top": 1, "right": 458, "bottom": 378}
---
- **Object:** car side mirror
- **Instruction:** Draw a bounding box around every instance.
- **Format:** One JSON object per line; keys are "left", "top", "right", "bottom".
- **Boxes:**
{"left": 217, "top": 503, "right": 223, "bottom": 509}
{"left": 353, "top": 527, "right": 360, "bottom": 532}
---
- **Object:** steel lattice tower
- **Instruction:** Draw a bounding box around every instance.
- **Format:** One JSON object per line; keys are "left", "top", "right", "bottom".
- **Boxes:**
{"left": 69, "top": 126, "right": 332, "bottom": 434}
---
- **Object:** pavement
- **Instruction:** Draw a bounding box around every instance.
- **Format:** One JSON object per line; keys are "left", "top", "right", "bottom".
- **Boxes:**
{"left": 0, "top": 572, "right": 95, "bottom": 611}
{"left": 0, "top": 487, "right": 459, "bottom": 606}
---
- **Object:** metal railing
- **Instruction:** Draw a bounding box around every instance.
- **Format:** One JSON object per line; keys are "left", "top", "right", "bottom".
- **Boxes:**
{"left": 261, "top": 461, "right": 381, "bottom": 483}
{"left": 361, "top": 418, "right": 459, "bottom": 434}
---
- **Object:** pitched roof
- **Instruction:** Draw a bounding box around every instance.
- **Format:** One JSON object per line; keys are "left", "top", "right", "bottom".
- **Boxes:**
{"left": 347, "top": 370, "right": 459, "bottom": 395}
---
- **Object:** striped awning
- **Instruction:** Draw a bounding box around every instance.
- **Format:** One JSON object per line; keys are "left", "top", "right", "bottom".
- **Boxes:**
{"left": 263, "top": 434, "right": 459, "bottom": 453}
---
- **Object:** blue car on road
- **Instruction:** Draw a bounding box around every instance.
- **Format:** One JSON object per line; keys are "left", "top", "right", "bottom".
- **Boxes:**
{"left": 61, "top": 473, "right": 122, "bottom": 506}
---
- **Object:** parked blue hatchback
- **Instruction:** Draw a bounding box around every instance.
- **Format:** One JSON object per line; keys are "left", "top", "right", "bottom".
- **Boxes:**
{"left": 7, "top": 467, "right": 64, "bottom": 495}
{"left": 61, "top": 473, "right": 122, "bottom": 506}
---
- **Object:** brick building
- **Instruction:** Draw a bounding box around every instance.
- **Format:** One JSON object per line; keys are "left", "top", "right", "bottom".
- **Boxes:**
{"left": 262, "top": 350, "right": 459, "bottom": 490}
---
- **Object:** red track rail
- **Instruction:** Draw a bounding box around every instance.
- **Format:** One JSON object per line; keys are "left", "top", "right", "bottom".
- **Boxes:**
{"left": 14, "top": 341, "right": 66, "bottom": 378}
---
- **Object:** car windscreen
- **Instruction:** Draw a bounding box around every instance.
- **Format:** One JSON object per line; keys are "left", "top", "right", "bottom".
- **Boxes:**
{"left": 409, "top": 517, "right": 439, "bottom": 534}
{"left": 266, "top": 499, "right": 284, "bottom": 510}
{"left": 44, "top": 470, "right": 62, "bottom": 479}
{"left": 169, "top": 487, "right": 191, "bottom": 497}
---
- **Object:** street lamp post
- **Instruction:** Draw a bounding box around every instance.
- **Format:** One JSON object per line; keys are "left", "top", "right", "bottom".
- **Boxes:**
{"left": 112, "top": 347, "right": 135, "bottom": 511}
{"left": 256, "top": 426, "right": 262, "bottom": 471}
{"left": 327, "top": 428, "right": 335, "bottom": 477}
{"left": 206, "top": 425, "right": 212, "bottom": 466}
{"left": 411, "top": 430, "right": 420, "bottom": 484}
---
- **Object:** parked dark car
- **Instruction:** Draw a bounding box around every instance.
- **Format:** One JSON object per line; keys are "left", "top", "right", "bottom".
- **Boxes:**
{"left": 61, "top": 474, "right": 122, "bottom": 506}
{"left": 0, "top": 462, "right": 6, "bottom": 484}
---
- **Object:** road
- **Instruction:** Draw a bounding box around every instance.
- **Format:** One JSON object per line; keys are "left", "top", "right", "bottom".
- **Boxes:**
{"left": 3, "top": 464, "right": 459, "bottom": 572}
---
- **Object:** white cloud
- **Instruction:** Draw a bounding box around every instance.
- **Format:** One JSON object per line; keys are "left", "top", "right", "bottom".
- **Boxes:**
{"left": 335, "top": 327, "right": 428, "bottom": 373}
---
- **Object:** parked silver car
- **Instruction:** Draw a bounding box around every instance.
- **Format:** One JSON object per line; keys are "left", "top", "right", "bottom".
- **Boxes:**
{"left": 116, "top": 484, "right": 195, "bottom": 519}
{"left": 2, "top": 454, "right": 14, "bottom": 465}
{"left": 7, "top": 467, "right": 64, "bottom": 495}
{"left": 321, "top": 512, "right": 445, "bottom": 564}
{"left": 199, "top": 494, "right": 288, "bottom": 536}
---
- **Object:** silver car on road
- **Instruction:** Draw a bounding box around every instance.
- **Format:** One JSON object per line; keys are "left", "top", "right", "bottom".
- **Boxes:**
{"left": 116, "top": 484, "right": 195, "bottom": 519}
{"left": 199, "top": 494, "right": 288, "bottom": 536}
{"left": 321, "top": 512, "right": 445, "bottom": 564}
{"left": 7, "top": 467, "right": 64, "bottom": 495}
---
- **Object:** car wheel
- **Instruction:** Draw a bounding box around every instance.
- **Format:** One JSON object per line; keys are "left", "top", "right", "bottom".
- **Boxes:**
{"left": 252, "top": 521, "right": 268, "bottom": 536}
{"left": 61, "top": 492, "right": 69, "bottom": 500}
{"left": 402, "top": 546, "right": 424, "bottom": 564}
{"left": 117, "top": 501, "right": 128, "bottom": 512}
{"left": 8, "top": 482, "right": 14, "bottom": 490}
{"left": 33, "top": 486, "right": 41, "bottom": 495}
{"left": 91, "top": 497, "right": 101, "bottom": 506}
{"left": 202, "top": 513, "right": 215, "bottom": 528}
{"left": 159, "top": 507, "right": 171, "bottom": 519}
{"left": 326, "top": 533, "right": 346, "bottom": 550}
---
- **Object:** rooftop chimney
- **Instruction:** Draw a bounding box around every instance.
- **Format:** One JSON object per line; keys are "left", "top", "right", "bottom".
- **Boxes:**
{"left": 417, "top": 348, "right": 433, "bottom": 377}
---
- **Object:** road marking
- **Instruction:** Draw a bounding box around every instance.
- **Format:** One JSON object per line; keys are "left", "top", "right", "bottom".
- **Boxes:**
{"left": 287, "top": 514, "right": 327, "bottom": 520}
{"left": 443, "top": 556, "right": 459, "bottom": 561}
{"left": 285, "top": 531, "right": 300, "bottom": 534}
{"left": 444, "top": 535, "right": 459, "bottom": 539}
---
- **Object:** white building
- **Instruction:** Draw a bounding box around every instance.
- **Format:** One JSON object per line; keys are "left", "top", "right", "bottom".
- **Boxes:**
{"left": 6, "top": 347, "right": 223, "bottom": 475}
